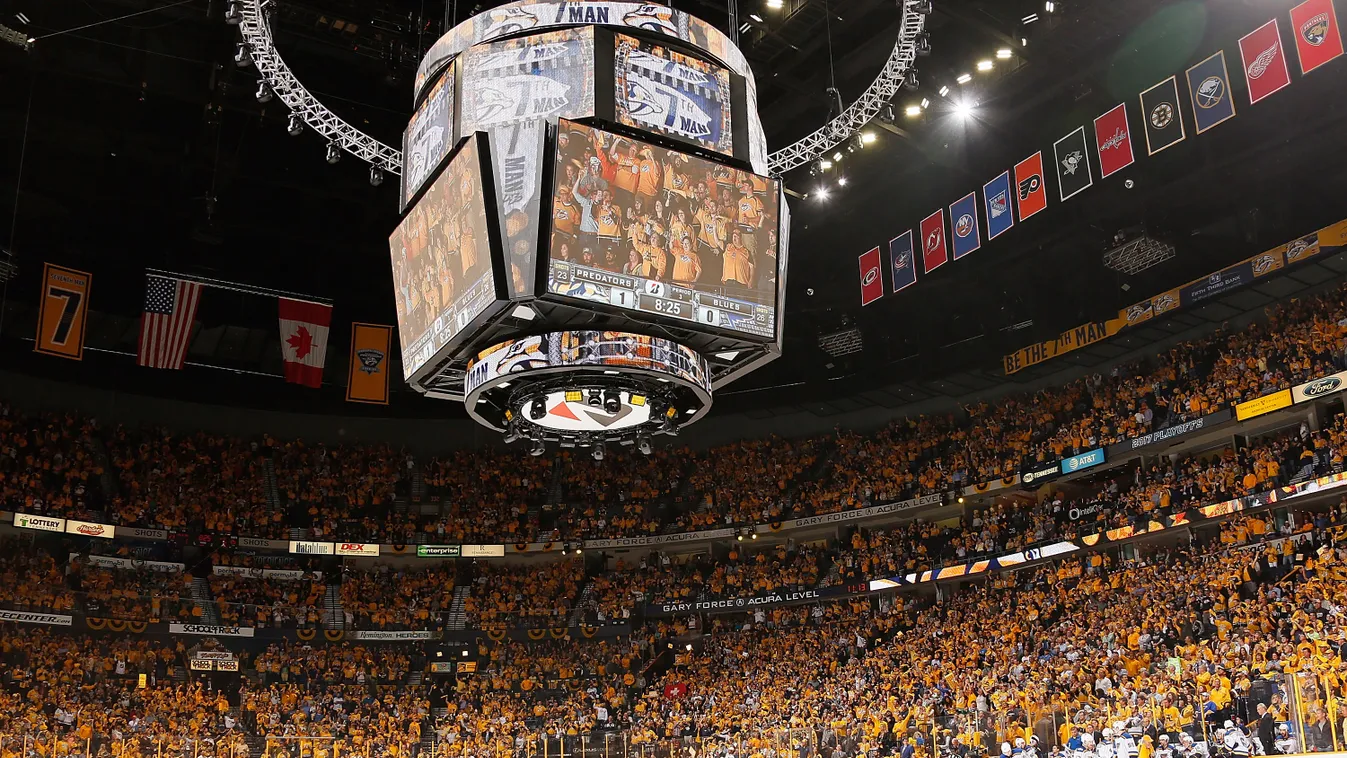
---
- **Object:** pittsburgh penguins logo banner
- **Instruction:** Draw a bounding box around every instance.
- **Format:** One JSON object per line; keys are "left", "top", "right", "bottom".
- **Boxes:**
{"left": 1052, "top": 126, "right": 1093, "bottom": 202}
{"left": 346, "top": 323, "right": 393, "bottom": 405}
{"left": 35, "top": 263, "right": 92, "bottom": 361}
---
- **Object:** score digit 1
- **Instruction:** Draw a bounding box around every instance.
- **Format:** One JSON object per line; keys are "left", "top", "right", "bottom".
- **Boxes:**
{"left": 697, "top": 306, "right": 721, "bottom": 326}
{"left": 610, "top": 288, "right": 636, "bottom": 308}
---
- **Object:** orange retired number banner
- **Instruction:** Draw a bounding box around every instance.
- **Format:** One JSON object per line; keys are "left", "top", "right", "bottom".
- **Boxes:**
{"left": 34, "top": 263, "right": 92, "bottom": 360}
{"left": 346, "top": 323, "right": 393, "bottom": 405}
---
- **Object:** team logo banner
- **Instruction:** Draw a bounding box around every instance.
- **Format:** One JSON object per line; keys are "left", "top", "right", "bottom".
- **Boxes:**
{"left": 1285, "top": 232, "right": 1322, "bottom": 264}
{"left": 1013, "top": 152, "right": 1048, "bottom": 221}
{"left": 1053, "top": 127, "right": 1093, "bottom": 201}
{"left": 1186, "top": 50, "right": 1237, "bottom": 134}
{"left": 1290, "top": 0, "right": 1344, "bottom": 75}
{"left": 1139, "top": 76, "right": 1187, "bottom": 155}
{"left": 346, "top": 323, "right": 392, "bottom": 405}
{"left": 858, "top": 247, "right": 884, "bottom": 306}
{"left": 983, "top": 172, "right": 1014, "bottom": 240}
{"left": 1093, "top": 103, "right": 1135, "bottom": 179}
{"left": 889, "top": 231, "right": 917, "bottom": 293}
{"left": 920, "top": 209, "right": 948, "bottom": 273}
{"left": 35, "top": 263, "right": 92, "bottom": 361}
{"left": 948, "top": 193, "right": 981, "bottom": 260}
{"left": 1239, "top": 19, "right": 1292, "bottom": 105}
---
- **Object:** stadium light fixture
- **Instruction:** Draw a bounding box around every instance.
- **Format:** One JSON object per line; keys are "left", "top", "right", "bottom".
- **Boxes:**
{"left": 838, "top": 177, "right": 848, "bottom": 186}
{"left": 996, "top": 48, "right": 1012, "bottom": 59}
{"left": 905, "top": 104, "right": 922, "bottom": 117}
{"left": 956, "top": 73, "right": 972, "bottom": 84}
{"left": 860, "top": 131, "right": 876, "bottom": 144}
{"left": 234, "top": 42, "right": 252, "bottom": 67}
{"left": 287, "top": 112, "right": 303, "bottom": 136}
{"left": 819, "top": 159, "right": 833, "bottom": 171}
{"left": 255, "top": 81, "right": 272, "bottom": 103}
{"left": 1022, "top": 37, "right": 1029, "bottom": 47}
{"left": 685, "top": 644, "right": 694, "bottom": 651}
{"left": 461, "top": 650, "right": 469, "bottom": 657}
{"left": 369, "top": 162, "right": 384, "bottom": 187}
{"left": 815, "top": 187, "right": 830, "bottom": 201}
{"left": 1044, "top": 1, "right": 1055, "bottom": 12}
{"left": 1022, "top": 13, "right": 1039, "bottom": 24}
{"left": 938, "top": 85, "right": 950, "bottom": 97}
{"left": 954, "top": 100, "right": 975, "bottom": 119}
{"left": 909, "top": 1, "right": 933, "bottom": 15}
{"left": 832, "top": 151, "right": 843, "bottom": 161}
{"left": 530, "top": 439, "right": 546, "bottom": 457}
{"left": 977, "top": 60, "right": 993, "bottom": 72}
{"left": 921, "top": 97, "right": 930, "bottom": 108}
{"left": 592, "top": 444, "right": 605, "bottom": 462}
{"left": 225, "top": 1, "right": 242, "bottom": 24}
{"left": 749, "top": 13, "right": 763, "bottom": 22}
{"left": 325, "top": 141, "right": 341, "bottom": 164}
{"left": 766, "top": 0, "right": 782, "bottom": 8}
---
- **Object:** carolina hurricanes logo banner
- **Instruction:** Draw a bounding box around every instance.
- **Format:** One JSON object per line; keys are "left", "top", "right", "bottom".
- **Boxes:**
{"left": 1013, "top": 152, "right": 1047, "bottom": 221}
{"left": 889, "top": 231, "right": 917, "bottom": 294}
{"left": 858, "top": 246, "right": 883, "bottom": 306}
{"left": 1139, "top": 76, "right": 1186, "bottom": 155}
{"left": 948, "top": 192, "right": 981, "bottom": 260}
{"left": 1186, "top": 50, "right": 1237, "bottom": 134}
{"left": 982, "top": 172, "right": 1014, "bottom": 241}
{"left": 1290, "top": 0, "right": 1344, "bottom": 75}
{"left": 1239, "top": 19, "right": 1292, "bottom": 104}
{"left": 920, "top": 209, "right": 948, "bottom": 273}
{"left": 1053, "top": 127, "right": 1093, "bottom": 201}
{"left": 1093, "top": 103, "right": 1135, "bottom": 179}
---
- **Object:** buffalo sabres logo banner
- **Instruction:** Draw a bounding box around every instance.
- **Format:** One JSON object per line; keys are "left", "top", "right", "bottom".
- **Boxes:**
{"left": 982, "top": 171, "right": 1014, "bottom": 240}
{"left": 35, "top": 263, "right": 92, "bottom": 361}
{"left": 1139, "top": 76, "right": 1186, "bottom": 156}
{"left": 1185, "top": 50, "right": 1237, "bottom": 134}
{"left": 346, "top": 323, "right": 393, "bottom": 405}
{"left": 1238, "top": 19, "right": 1291, "bottom": 105}
{"left": 1289, "top": 0, "right": 1344, "bottom": 75}
{"left": 889, "top": 230, "right": 917, "bottom": 294}
{"left": 614, "top": 33, "right": 732, "bottom": 156}
{"left": 948, "top": 192, "right": 981, "bottom": 260}
{"left": 858, "top": 246, "right": 883, "bottom": 306}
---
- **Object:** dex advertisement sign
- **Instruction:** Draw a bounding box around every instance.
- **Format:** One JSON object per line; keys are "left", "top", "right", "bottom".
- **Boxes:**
{"left": 335, "top": 542, "right": 380, "bottom": 557}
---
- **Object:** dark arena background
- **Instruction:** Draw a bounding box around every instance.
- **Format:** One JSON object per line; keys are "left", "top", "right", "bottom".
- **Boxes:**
{"left": 4, "top": 0, "right": 1347, "bottom": 757}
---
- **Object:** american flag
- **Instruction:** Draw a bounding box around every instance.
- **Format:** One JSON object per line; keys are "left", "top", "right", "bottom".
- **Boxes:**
{"left": 138, "top": 275, "right": 202, "bottom": 369}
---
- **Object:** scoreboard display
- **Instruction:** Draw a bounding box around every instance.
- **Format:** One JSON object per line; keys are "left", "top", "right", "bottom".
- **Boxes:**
{"left": 546, "top": 119, "right": 780, "bottom": 340}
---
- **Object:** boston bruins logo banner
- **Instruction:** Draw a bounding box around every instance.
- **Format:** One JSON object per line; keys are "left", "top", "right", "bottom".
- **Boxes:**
{"left": 346, "top": 323, "right": 393, "bottom": 405}
{"left": 1139, "top": 76, "right": 1186, "bottom": 156}
{"left": 35, "top": 263, "right": 92, "bottom": 360}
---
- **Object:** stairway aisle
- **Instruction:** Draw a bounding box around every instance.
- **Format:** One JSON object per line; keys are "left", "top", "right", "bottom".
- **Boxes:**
{"left": 445, "top": 585, "right": 471, "bottom": 631}
{"left": 323, "top": 584, "right": 346, "bottom": 630}
{"left": 189, "top": 576, "right": 223, "bottom": 626}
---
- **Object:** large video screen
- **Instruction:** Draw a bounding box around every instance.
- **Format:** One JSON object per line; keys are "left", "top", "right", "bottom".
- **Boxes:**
{"left": 614, "top": 34, "right": 733, "bottom": 157}
{"left": 389, "top": 136, "right": 498, "bottom": 380}
{"left": 547, "top": 120, "right": 779, "bottom": 339}
{"left": 461, "top": 27, "right": 596, "bottom": 298}
{"left": 401, "top": 62, "right": 456, "bottom": 212}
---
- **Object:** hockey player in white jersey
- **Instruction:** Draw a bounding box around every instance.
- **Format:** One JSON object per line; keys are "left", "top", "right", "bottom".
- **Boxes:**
{"left": 1273, "top": 724, "right": 1298, "bottom": 755}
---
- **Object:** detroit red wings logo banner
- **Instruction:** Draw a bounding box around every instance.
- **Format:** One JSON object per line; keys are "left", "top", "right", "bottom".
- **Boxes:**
{"left": 858, "top": 246, "right": 884, "bottom": 306}
{"left": 1290, "top": 0, "right": 1344, "bottom": 75}
{"left": 1239, "top": 19, "right": 1292, "bottom": 104}
{"left": 1092, "top": 103, "right": 1135, "bottom": 179}
{"left": 920, "top": 209, "right": 948, "bottom": 274}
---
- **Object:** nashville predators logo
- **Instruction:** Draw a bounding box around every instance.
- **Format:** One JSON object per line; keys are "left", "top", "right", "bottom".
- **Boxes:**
{"left": 480, "top": 7, "right": 539, "bottom": 40}
{"left": 1152, "top": 293, "right": 1177, "bottom": 314}
{"left": 623, "top": 4, "right": 678, "bottom": 36}
{"left": 1252, "top": 253, "right": 1277, "bottom": 275}
{"left": 356, "top": 349, "right": 385, "bottom": 375}
{"left": 1125, "top": 303, "right": 1152, "bottom": 324}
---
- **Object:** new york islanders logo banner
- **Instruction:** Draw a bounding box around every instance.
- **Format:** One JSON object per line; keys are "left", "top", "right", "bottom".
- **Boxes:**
{"left": 1239, "top": 19, "right": 1292, "bottom": 105}
{"left": 920, "top": 209, "right": 948, "bottom": 274}
{"left": 949, "top": 193, "right": 981, "bottom": 260}
{"left": 889, "top": 231, "right": 917, "bottom": 294}
{"left": 983, "top": 172, "right": 1014, "bottom": 241}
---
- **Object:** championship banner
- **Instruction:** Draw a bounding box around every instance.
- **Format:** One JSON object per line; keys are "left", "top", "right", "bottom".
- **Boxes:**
{"left": 888, "top": 231, "right": 917, "bottom": 293}
{"left": 1293, "top": 370, "right": 1347, "bottom": 403}
{"left": 1235, "top": 388, "right": 1293, "bottom": 421}
{"left": 1239, "top": 19, "right": 1292, "bottom": 105}
{"left": 1186, "top": 50, "right": 1237, "bottom": 134}
{"left": 858, "top": 246, "right": 884, "bottom": 306}
{"left": 1002, "top": 320, "right": 1124, "bottom": 375}
{"left": 948, "top": 192, "right": 981, "bottom": 260}
{"left": 1289, "top": 0, "right": 1344, "bottom": 75}
{"left": 14, "top": 513, "right": 66, "bottom": 533}
{"left": 65, "top": 519, "right": 116, "bottom": 539}
{"left": 168, "top": 624, "right": 256, "bottom": 638}
{"left": 1013, "top": 152, "right": 1048, "bottom": 221}
{"left": 0, "top": 609, "right": 74, "bottom": 626}
{"left": 1093, "top": 103, "right": 1135, "bottom": 179}
{"left": 983, "top": 172, "right": 1014, "bottom": 240}
{"left": 346, "top": 323, "right": 393, "bottom": 405}
{"left": 1139, "top": 76, "right": 1186, "bottom": 155}
{"left": 1053, "top": 126, "right": 1093, "bottom": 201}
{"left": 34, "top": 263, "right": 92, "bottom": 360}
{"left": 919, "top": 209, "right": 947, "bottom": 273}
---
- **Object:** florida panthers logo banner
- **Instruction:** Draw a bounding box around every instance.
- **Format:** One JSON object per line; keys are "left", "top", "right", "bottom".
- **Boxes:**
{"left": 1289, "top": 0, "right": 1344, "bottom": 75}
{"left": 614, "top": 34, "right": 733, "bottom": 156}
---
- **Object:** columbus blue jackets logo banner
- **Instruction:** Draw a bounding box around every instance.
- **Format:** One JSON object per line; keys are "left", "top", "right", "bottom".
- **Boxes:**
{"left": 948, "top": 193, "right": 981, "bottom": 260}
{"left": 889, "top": 231, "right": 916, "bottom": 294}
{"left": 982, "top": 172, "right": 1014, "bottom": 241}
{"left": 1139, "top": 76, "right": 1186, "bottom": 155}
{"left": 614, "top": 33, "right": 733, "bottom": 156}
{"left": 1053, "top": 127, "right": 1093, "bottom": 202}
{"left": 1185, "top": 50, "right": 1237, "bottom": 134}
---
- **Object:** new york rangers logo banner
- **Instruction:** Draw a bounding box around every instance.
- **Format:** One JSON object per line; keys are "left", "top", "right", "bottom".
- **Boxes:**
{"left": 889, "top": 231, "right": 917, "bottom": 294}
{"left": 1093, "top": 103, "right": 1135, "bottom": 179}
{"left": 858, "top": 246, "right": 884, "bottom": 306}
{"left": 949, "top": 193, "right": 981, "bottom": 260}
{"left": 983, "top": 172, "right": 1014, "bottom": 240}
{"left": 1186, "top": 51, "right": 1237, "bottom": 134}
{"left": 1239, "top": 19, "right": 1292, "bottom": 104}
{"left": 1290, "top": 0, "right": 1344, "bottom": 75}
{"left": 1013, "top": 152, "right": 1048, "bottom": 221}
{"left": 1139, "top": 76, "right": 1186, "bottom": 155}
{"left": 1053, "top": 127, "right": 1093, "bottom": 202}
{"left": 920, "top": 209, "right": 948, "bottom": 274}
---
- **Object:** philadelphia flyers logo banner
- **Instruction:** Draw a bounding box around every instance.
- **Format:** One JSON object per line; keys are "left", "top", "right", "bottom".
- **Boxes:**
{"left": 858, "top": 246, "right": 883, "bottom": 306}
{"left": 1239, "top": 19, "right": 1292, "bottom": 105}
{"left": 35, "top": 263, "right": 92, "bottom": 360}
{"left": 1013, "top": 152, "right": 1047, "bottom": 221}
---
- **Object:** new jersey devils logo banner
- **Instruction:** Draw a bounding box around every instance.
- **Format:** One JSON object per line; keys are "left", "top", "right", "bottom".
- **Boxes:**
{"left": 920, "top": 209, "right": 948, "bottom": 274}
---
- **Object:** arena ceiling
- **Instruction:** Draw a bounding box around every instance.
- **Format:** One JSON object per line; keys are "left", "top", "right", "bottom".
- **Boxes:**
{"left": 0, "top": 0, "right": 1345, "bottom": 420}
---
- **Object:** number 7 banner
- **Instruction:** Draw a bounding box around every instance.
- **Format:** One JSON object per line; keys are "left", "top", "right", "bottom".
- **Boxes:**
{"left": 35, "top": 263, "right": 92, "bottom": 360}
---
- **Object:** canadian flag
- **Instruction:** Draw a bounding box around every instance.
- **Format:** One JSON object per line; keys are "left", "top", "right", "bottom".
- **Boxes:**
{"left": 278, "top": 298, "right": 332, "bottom": 388}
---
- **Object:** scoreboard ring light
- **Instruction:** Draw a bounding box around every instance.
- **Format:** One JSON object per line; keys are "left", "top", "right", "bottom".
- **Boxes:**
{"left": 463, "top": 331, "right": 712, "bottom": 445}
